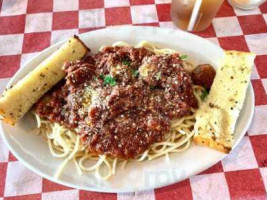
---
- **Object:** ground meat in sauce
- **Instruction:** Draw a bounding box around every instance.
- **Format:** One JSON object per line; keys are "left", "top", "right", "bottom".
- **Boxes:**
{"left": 35, "top": 46, "right": 198, "bottom": 159}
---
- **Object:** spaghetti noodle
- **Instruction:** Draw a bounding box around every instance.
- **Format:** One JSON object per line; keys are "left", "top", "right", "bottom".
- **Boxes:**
{"left": 33, "top": 41, "right": 206, "bottom": 180}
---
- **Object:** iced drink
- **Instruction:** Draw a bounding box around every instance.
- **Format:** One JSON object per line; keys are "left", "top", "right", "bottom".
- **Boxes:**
{"left": 171, "top": 0, "right": 224, "bottom": 32}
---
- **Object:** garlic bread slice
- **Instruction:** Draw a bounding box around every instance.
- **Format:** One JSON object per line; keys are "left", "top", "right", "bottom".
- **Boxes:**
{"left": 193, "top": 51, "right": 255, "bottom": 153}
{"left": 0, "top": 36, "right": 89, "bottom": 125}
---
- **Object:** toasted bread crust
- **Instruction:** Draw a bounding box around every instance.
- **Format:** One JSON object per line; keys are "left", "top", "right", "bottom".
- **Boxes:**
{"left": 193, "top": 136, "right": 231, "bottom": 153}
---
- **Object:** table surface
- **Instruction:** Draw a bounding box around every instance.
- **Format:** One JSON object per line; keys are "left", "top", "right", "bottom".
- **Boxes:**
{"left": 0, "top": 0, "right": 267, "bottom": 199}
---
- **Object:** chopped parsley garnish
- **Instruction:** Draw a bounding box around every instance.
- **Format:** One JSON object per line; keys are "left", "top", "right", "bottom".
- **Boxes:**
{"left": 150, "top": 86, "right": 156, "bottom": 90}
{"left": 200, "top": 88, "right": 209, "bottom": 101}
{"left": 180, "top": 55, "right": 188, "bottom": 60}
{"left": 155, "top": 72, "right": 161, "bottom": 80}
{"left": 99, "top": 74, "right": 105, "bottom": 79}
{"left": 132, "top": 70, "right": 139, "bottom": 77}
{"left": 122, "top": 58, "right": 131, "bottom": 66}
{"left": 104, "top": 75, "right": 116, "bottom": 86}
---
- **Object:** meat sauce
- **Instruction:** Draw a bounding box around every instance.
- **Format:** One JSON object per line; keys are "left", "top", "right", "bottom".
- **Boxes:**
{"left": 35, "top": 46, "right": 198, "bottom": 159}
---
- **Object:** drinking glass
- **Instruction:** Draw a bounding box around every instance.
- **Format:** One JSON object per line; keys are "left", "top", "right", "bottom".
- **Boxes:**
{"left": 228, "top": 0, "right": 266, "bottom": 10}
{"left": 171, "top": 0, "right": 224, "bottom": 32}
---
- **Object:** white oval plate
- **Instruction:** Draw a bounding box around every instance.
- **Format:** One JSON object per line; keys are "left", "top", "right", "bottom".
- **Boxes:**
{"left": 0, "top": 26, "right": 254, "bottom": 193}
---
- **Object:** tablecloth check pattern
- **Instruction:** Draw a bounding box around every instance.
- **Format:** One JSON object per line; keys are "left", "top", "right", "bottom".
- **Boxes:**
{"left": 0, "top": 0, "right": 267, "bottom": 199}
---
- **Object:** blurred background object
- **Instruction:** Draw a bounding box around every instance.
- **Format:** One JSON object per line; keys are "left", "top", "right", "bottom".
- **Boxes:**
{"left": 171, "top": 0, "right": 224, "bottom": 32}
{"left": 228, "top": 0, "right": 266, "bottom": 10}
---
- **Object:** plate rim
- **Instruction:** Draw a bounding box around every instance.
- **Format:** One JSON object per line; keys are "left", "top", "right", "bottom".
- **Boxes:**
{"left": 0, "top": 26, "right": 255, "bottom": 193}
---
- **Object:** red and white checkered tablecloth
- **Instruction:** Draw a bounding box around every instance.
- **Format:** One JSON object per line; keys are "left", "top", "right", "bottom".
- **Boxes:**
{"left": 0, "top": 0, "right": 267, "bottom": 199}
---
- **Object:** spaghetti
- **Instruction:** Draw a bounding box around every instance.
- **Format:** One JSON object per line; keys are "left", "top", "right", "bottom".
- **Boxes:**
{"left": 33, "top": 41, "right": 206, "bottom": 180}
